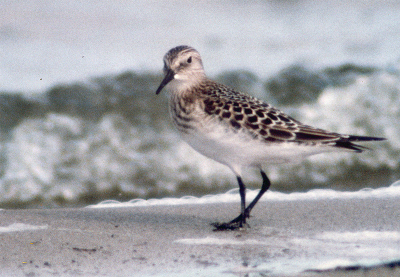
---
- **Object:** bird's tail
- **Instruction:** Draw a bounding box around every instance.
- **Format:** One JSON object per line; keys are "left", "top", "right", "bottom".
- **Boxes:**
{"left": 335, "top": 135, "right": 386, "bottom": 152}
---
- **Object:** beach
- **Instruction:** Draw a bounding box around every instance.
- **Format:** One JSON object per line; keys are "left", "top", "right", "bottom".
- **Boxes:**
{"left": 1, "top": 1, "right": 400, "bottom": 276}
{"left": 1, "top": 190, "right": 399, "bottom": 276}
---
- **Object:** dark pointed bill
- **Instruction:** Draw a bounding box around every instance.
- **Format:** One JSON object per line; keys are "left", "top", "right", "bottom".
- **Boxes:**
{"left": 156, "top": 69, "right": 175, "bottom": 95}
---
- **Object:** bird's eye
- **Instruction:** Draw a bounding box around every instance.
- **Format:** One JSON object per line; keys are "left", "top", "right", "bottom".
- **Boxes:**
{"left": 187, "top": 56, "right": 192, "bottom": 63}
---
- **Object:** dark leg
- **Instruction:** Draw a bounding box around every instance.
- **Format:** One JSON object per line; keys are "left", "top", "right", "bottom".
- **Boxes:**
{"left": 238, "top": 176, "right": 246, "bottom": 225}
{"left": 243, "top": 170, "right": 270, "bottom": 215}
{"left": 211, "top": 176, "right": 247, "bottom": 230}
{"left": 212, "top": 170, "right": 271, "bottom": 231}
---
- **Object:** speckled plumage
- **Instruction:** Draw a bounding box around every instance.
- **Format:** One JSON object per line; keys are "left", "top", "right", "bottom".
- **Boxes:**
{"left": 156, "top": 45, "right": 386, "bottom": 230}
{"left": 180, "top": 79, "right": 355, "bottom": 146}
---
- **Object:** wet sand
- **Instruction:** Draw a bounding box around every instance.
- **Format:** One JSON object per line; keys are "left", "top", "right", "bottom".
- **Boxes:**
{"left": 0, "top": 196, "right": 399, "bottom": 276}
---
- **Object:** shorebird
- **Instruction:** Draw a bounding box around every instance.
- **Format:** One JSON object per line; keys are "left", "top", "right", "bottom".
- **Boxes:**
{"left": 155, "top": 45, "right": 386, "bottom": 231}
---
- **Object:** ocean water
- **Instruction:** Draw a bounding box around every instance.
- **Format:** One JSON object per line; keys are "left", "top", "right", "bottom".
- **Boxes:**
{"left": 89, "top": 180, "right": 400, "bottom": 208}
{"left": 1, "top": 0, "right": 400, "bottom": 208}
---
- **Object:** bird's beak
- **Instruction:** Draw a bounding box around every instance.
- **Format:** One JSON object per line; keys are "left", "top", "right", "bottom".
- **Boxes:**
{"left": 156, "top": 69, "right": 175, "bottom": 95}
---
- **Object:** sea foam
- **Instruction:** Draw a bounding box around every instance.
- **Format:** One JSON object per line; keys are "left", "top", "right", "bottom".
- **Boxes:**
{"left": 88, "top": 180, "right": 400, "bottom": 209}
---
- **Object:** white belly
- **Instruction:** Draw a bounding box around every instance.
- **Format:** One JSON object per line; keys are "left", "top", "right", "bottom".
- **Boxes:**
{"left": 180, "top": 120, "right": 336, "bottom": 176}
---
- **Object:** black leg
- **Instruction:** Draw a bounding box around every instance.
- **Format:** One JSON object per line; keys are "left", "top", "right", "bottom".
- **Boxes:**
{"left": 211, "top": 176, "right": 247, "bottom": 230}
{"left": 243, "top": 170, "right": 270, "bottom": 215}
{"left": 237, "top": 176, "right": 246, "bottom": 225}
{"left": 212, "top": 170, "right": 271, "bottom": 231}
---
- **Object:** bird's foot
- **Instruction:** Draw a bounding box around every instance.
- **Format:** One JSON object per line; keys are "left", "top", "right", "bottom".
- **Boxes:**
{"left": 211, "top": 221, "right": 249, "bottom": 231}
{"left": 211, "top": 214, "right": 250, "bottom": 231}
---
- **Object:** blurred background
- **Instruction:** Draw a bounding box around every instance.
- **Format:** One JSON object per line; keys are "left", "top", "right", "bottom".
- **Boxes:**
{"left": 1, "top": 0, "right": 399, "bottom": 208}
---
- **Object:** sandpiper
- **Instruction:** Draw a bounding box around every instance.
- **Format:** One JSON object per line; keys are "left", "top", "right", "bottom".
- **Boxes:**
{"left": 155, "top": 45, "right": 386, "bottom": 231}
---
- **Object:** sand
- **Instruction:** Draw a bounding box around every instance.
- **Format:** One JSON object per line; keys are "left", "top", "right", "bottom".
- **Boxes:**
{"left": 0, "top": 196, "right": 399, "bottom": 276}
